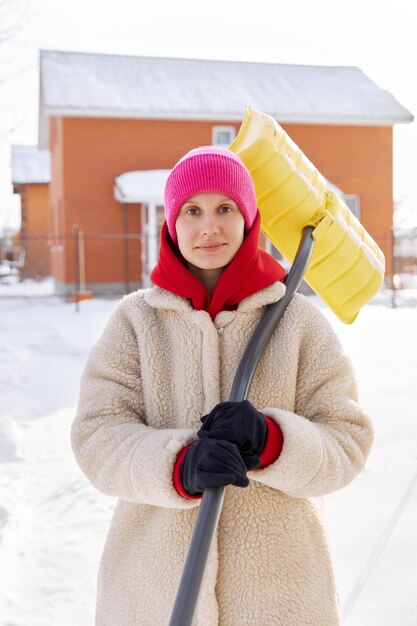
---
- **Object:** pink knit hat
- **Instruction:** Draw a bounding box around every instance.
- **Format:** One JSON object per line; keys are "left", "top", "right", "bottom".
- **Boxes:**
{"left": 164, "top": 146, "right": 258, "bottom": 245}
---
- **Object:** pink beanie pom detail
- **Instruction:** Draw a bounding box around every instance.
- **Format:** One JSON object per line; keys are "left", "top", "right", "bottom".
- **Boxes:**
{"left": 164, "top": 146, "right": 258, "bottom": 245}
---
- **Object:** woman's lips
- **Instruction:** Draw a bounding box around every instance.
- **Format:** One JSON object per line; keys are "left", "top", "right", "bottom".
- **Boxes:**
{"left": 196, "top": 243, "right": 226, "bottom": 252}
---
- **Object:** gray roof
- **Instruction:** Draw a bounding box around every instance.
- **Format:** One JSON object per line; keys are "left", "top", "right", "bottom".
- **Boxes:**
{"left": 38, "top": 49, "right": 413, "bottom": 147}
{"left": 11, "top": 145, "right": 51, "bottom": 184}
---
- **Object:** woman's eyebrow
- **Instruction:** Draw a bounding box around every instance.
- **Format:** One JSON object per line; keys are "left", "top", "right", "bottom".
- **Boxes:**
{"left": 217, "top": 197, "right": 237, "bottom": 205}
{"left": 183, "top": 195, "right": 204, "bottom": 203}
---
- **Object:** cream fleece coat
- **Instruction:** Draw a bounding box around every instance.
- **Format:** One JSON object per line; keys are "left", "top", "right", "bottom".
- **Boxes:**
{"left": 72, "top": 282, "right": 373, "bottom": 626}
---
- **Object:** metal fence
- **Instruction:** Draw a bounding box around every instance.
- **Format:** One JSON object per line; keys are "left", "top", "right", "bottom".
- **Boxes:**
{"left": 391, "top": 229, "right": 417, "bottom": 307}
{"left": 0, "top": 229, "right": 148, "bottom": 298}
{"left": 1, "top": 229, "right": 416, "bottom": 306}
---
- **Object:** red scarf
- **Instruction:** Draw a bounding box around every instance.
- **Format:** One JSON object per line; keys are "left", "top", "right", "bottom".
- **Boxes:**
{"left": 150, "top": 211, "right": 286, "bottom": 320}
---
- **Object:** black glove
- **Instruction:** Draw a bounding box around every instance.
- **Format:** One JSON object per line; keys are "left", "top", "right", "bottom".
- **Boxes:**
{"left": 181, "top": 438, "right": 249, "bottom": 496}
{"left": 198, "top": 400, "right": 267, "bottom": 470}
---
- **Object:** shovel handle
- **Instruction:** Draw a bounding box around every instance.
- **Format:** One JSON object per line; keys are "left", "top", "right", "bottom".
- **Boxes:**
{"left": 168, "top": 227, "right": 315, "bottom": 626}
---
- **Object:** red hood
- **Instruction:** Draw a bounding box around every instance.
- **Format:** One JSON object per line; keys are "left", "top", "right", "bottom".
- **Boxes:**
{"left": 150, "top": 211, "right": 286, "bottom": 320}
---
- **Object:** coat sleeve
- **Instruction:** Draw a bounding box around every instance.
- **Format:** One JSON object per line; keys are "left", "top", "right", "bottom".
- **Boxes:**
{"left": 71, "top": 300, "right": 199, "bottom": 510}
{"left": 250, "top": 297, "right": 374, "bottom": 499}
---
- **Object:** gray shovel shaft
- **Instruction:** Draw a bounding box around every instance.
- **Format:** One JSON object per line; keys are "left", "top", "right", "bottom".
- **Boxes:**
{"left": 168, "top": 227, "right": 315, "bottom": 626}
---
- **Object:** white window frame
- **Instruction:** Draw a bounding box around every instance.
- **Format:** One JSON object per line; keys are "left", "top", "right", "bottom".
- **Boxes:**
{"left": 212, "top": 125, "right": 236, "bottom": 148}
{"left": 344, "top": 194, "right": 361, "bottom": 220}
{"left": 141, "top": 203, "right": 165, "bottom": 287}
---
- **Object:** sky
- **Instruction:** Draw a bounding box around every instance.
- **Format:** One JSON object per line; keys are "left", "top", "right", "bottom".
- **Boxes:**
{"left": 1, "top": 0, "right": 417, "bottom": 230}
{"left": 0, "top": 277, "right": 416, "bottom": 625}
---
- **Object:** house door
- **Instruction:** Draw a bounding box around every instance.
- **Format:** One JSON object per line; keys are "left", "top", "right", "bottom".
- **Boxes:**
{"left": 141, "top": 202, "right": 165, "bottom": 287}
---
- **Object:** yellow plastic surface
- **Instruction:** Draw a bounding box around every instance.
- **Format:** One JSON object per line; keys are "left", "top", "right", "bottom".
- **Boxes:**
{"left": 229, "top": 106, "right": 385, "bottom": 323}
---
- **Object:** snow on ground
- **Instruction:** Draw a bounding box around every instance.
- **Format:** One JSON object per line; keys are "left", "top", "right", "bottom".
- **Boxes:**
{"left": 0, "top": 278, "right": 416, "bottom": 626}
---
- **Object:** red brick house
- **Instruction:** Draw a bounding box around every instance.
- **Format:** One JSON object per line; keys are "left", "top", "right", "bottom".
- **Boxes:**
{"left": 14, "top": 50, "right": 413, "bottom": 294}
{"left": 11, "top": 145, "right": 51, "bottom": 278}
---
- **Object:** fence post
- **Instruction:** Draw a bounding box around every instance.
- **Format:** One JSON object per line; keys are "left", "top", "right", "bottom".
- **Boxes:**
{"left": 391, "top": 226, "right": 396, "bottom": 309}
{"left": 123, "top": 203, "right": 130, "bottom": 294}
{"left": 72, "top": 224, "right": 80, "bottom": 312}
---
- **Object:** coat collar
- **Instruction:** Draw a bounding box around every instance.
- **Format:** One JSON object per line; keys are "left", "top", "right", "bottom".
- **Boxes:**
{"left": 144, "top": 280, "right": 286, "bottom": 317}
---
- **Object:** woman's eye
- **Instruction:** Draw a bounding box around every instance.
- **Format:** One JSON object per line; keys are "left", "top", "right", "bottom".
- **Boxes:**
{"left": 219, "top": 205, "right": 232, "bottom": 213}
{"left": 186, "top": 207, "right": 199, "bottom": 215}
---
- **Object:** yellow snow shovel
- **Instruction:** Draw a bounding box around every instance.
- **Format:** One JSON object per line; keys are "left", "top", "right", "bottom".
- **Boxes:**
{"left": 168, "top": 107, "right": 385, "bottom": 626}
{"left": 230, "top": 106, "right": 385, "bottom": 324}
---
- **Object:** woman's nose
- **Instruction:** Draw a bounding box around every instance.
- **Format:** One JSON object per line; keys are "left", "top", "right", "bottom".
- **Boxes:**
{"left": 201, "top": 214, "right": 220, "bottom": 236}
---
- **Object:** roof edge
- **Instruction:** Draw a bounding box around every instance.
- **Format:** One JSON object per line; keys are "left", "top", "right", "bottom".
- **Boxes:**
{"left": 41, "top": 106, "right": 414, "bottom": 127}
{"left": 39, "top": 48, "right": 362, "bottom": 72}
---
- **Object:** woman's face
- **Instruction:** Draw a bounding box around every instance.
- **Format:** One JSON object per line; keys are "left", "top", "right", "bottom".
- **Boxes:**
{"left": 175, "top": 192, "right": 245, "bottom": 277}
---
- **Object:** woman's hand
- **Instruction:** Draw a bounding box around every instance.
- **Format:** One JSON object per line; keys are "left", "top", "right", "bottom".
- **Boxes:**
{"left": 198, "top": 400, "right": 267, "bottom": 470}
{"left": 181, "top": 439, "right": 249, "bottom": 496}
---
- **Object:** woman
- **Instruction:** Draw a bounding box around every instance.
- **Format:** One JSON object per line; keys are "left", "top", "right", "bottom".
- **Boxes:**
{"left": 72, "top": 146, "right": 373, "bottom": 625}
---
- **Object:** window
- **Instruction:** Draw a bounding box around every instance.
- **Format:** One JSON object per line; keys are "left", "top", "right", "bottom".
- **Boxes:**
{"left": 344, "top": 194, "right": 361, "bottom": 220}
{"left": 141, "top": 203, "right": 166, "bottom": 287}
{"left": 212, "top": 126, "right": 236, "bottom": 148}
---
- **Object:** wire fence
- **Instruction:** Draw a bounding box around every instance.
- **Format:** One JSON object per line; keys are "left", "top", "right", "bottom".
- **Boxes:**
{"left": 1, "top": 230, "right": 416, "bottom": 306}
{"left": 391, "top": 230, "right": 417, "bottom": 308}
{"left": 0, "top": 229, "right": 148, "bottom": 300}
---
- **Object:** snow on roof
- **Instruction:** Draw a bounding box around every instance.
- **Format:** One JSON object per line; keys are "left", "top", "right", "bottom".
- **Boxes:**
{"left": 11, "top": 145, "right": 51, "bottom": 184}
{"left": 114, "top": 170, "right": 170, "bottom": 204}
{"left": 39, "top": 50, "right": 413, "bottom": 146}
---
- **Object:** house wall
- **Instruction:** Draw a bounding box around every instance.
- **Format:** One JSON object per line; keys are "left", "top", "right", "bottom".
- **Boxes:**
{"left": 49, "top": 116, "right": 393, "bottom": 292}
{"left": 17, "top": 182, "right": 50, "bottom": 278}
{"left": 51, "top": 117, "right": 243, "bottom": 292}
{"left": 284, "top": 123, "right": 393, "bottom": 274}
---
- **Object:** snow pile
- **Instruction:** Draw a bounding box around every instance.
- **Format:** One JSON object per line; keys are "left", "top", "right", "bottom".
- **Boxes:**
{"left": 0, "top": 282, "right": 416, "bottom": 626}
